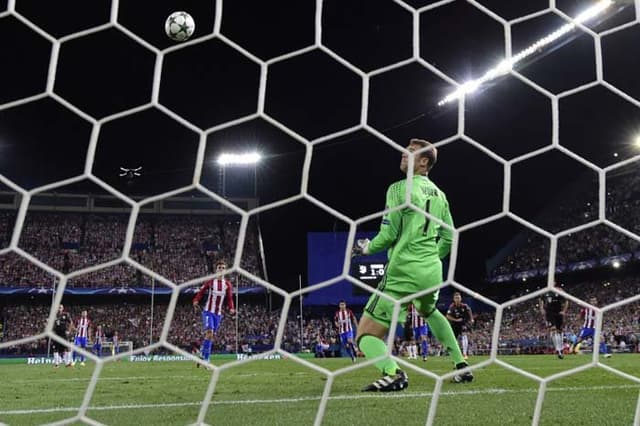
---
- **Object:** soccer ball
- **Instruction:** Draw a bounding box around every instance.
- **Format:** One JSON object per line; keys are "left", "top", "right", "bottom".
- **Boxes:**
{"left": 165, "top": 11, "right": 195, "bottom": 42}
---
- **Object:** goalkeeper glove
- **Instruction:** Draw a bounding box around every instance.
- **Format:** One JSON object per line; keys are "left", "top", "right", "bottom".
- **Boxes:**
{"left": 352, "top": 238, "right": 370, "bottom": 257}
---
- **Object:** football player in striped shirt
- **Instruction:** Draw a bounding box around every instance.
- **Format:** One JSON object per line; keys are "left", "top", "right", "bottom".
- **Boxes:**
{"left": 193, "top": 260, "right": 235, "bottom": 366}
{"left": 72, "top": 310, "right": 91, "bottom": 367}
{"left": 571, "top": 297, "right": 610, "bottom": 357}
{"left": 334, "top": 300, "right": 358, "bottom": 362}
{"left": 93, "top": 325, "right": 105, "bottom": 357}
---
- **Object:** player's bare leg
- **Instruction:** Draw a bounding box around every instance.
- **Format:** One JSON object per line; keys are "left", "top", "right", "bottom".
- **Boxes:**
{"left": 356, "top": 315, "right": 408, "bottom": 392}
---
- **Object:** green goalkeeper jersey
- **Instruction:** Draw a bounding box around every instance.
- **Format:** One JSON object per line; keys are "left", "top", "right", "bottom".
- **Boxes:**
{"left": 367, "top": 175, "right": 454, "bottom": 278}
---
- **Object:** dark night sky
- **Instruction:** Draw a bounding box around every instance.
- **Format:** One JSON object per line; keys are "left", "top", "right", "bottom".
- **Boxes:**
{"left": 1, "top": 0, "right": 639, "bottom": 292}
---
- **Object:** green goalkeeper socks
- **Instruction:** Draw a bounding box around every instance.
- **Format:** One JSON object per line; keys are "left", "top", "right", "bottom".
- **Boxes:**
{"left": 426, "top": 309, "right": 466, "bottom": 366}
{"left": 359, "top": 335, "right": 399, "bottom": 376}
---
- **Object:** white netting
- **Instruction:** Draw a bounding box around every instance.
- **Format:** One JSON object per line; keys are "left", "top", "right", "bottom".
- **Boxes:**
{"left": 0, "top": 0, "right": 639, "bottom": 425}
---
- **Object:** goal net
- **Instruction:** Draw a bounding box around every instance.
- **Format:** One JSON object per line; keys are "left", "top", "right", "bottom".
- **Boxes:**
{"left": 0, "top": 0, "right": 639, "bottom": 425}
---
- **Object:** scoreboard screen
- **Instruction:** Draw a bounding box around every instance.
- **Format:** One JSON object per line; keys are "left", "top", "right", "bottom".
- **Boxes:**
{"left": 351, "top": 261, "right": 385, "bottom": 294}
{"left": 306, "top": 232, "right": 386, "bottom": 305}
{"left": 354, "top": 262, "right": 385, "bottom": 282}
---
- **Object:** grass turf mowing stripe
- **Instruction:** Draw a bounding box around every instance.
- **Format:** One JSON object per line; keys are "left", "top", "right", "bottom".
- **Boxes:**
{"left": 1, "top": 384, "right": 638, "bottom": 416}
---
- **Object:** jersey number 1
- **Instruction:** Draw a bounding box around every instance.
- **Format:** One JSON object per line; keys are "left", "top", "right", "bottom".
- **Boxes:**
{"left": 423, "top": 199, "right": 431, "bottom": 235}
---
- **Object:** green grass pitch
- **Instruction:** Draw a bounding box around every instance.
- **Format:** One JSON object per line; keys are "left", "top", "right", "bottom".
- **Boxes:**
{"left": 1, "top": 355, "right": 638, "bottom": 425}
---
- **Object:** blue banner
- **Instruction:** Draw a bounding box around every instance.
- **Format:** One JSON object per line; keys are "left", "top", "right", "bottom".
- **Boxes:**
{"left": 600, "top": 253, "right": 631, "bottom": 267}
{"left": 567, "top": 259, "right": 598, "bottom": 272}
{"left": 306, "top": 232, "right": 385, "bottom": 305}
{"left": 513, "top": 269, "right": 539, "bottom": 280}
{"left": 0, "top": 286, "right": 266, "bottom": 296}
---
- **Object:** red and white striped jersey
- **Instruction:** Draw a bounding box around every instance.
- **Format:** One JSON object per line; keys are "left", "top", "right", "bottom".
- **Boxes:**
{"left": 75, "top": 317, "right": 90, "bottom": 338}
{"left": 94, "top": 329, "right": 104, "bottom": 345}
{"left": 409, "top": 304, "right": 425, "bottom": 328}
{"left": 193, "top": 279, "right": 235, "bottom": 315}
{"left": 581, "top": 308, "right": 596, "bottom": 328}
{"left": 334, "top": 309, "right": 356, "bottom": 334}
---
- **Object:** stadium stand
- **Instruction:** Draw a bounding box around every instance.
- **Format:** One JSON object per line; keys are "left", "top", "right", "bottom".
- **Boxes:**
{"left": 0, "top": 212, "right": 263, "bottom": 288}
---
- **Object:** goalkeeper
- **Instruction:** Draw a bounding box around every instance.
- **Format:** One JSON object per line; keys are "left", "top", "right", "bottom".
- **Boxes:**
{"left": 354, "top": 138, "right": 473, "bottom": 392}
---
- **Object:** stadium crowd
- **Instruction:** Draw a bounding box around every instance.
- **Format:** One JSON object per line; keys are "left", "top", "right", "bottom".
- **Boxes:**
{"left": 2, "top": 276, "right": 638, "bottom": 357}
{"left": 490, "top": 172, "right": 640, "bottom": 278}
{"left": 0, "top": 301, "right": 283, "bottom": 355}
{"left": 0, "top": 212, "right": 263, "bottom": 288}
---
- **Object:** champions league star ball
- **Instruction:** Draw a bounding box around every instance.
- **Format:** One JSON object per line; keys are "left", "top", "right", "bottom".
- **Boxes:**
{"left": 165, "top": 11, "right": 195, "bottom": 42}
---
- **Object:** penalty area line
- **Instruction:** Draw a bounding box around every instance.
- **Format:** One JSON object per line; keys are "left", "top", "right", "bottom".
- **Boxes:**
{"left": 0, "top": 384, "right": 638, "bottom": 415}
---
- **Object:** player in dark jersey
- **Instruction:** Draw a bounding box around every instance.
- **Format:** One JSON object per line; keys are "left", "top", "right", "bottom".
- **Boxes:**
{"left": 446, "top": 292, "right": 474, "bottom": 359}
{"left": 52, "top": 304, "right": 72, "bottom": 368}
{"left": 539, "top": 289, "right": 569, "bottom": 359}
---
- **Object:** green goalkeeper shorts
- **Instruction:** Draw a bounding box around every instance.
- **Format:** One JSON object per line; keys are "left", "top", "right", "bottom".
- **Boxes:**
{"left": 363, "top": 260, "right": 443, "bottom": 328}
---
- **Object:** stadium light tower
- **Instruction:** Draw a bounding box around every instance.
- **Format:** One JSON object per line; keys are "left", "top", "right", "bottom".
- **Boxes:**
{"left": 438, "top": 0, "right": 614, "bottom": 106}
{"left": 217, "top": 152, "right": 262, "bottom": 166}
{"left": 216, "top": 151, "right": 262, "bottom": 198}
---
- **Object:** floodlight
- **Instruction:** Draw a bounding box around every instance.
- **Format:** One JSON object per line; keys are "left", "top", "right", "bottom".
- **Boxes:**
{"left": 217, "top": 152, "right": 262, "bottom": 166}
{"left": 437, "top": 0, "right": 613, "bottom": 106}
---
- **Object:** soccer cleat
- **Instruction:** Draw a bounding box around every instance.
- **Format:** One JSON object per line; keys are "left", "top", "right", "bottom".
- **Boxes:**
{"left": 452, "top": 362, "right": 474, "bottom": 383}
{"left": 80, "top": 362, "right": 86, "bottom": 367}
{"left": 557, "top": 350, "right": 564, "bottom": 359}
{"left": 452, "top": 371, "right": 474, "bottom": 383}
{"left": 603, "top": 353, "right": 612, "bottom": 358}
{"left": 422, "top": 357, "right": 427, "bottom": 362}
{"left": 361, "top": 369, "right": 408, "bottom": 392}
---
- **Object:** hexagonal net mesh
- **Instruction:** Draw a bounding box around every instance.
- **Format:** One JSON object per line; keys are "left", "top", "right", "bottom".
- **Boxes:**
{"left": 0, "top": 0, "right": 639, "bottom": 425}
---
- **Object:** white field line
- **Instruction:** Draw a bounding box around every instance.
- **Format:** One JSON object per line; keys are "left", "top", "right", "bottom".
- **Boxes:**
{"left": 1, "top": 384, "right": 638, "bottom": 415}
{"left": 1, "top": 363, "right": 631, "bottom": 384}
{"left": 3, "top": 372, "right": 312, "bottom": 384}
